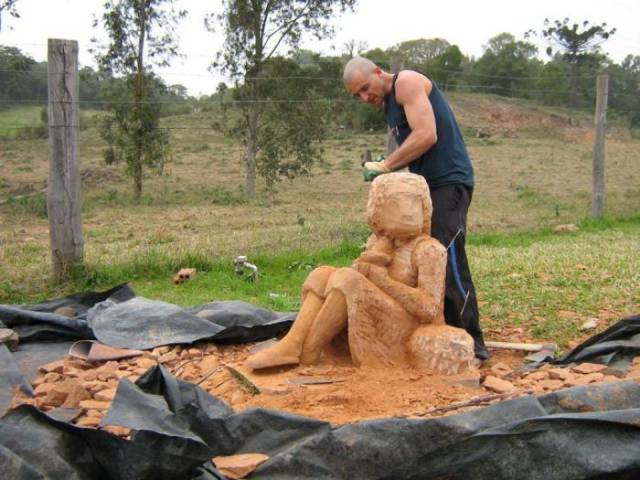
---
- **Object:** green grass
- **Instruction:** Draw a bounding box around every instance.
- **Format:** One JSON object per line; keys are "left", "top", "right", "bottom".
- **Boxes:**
{"left": 0, "top": 106, "right": 102, "bottom": 139}
{"left": 0, "top": 106, "right": 44, "bottom": 137}
{"left": 0, "top": 239, "right": 364, "bottom": 310}
{"left": 2, "top": 215, "right": 637, "bottom": 350}
{"left": 470, "top": 214, "right": 640, "bottom": 346}
{"left": 133, "top": 240, "right": 362, "bottom": 311}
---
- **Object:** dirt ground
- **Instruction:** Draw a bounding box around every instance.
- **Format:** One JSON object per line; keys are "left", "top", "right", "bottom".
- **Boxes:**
{"left": 228, "top": 348, "right": 519, "bottom": 424}
{"left": 11, "top": 338, "right": 640, "bottom": 433}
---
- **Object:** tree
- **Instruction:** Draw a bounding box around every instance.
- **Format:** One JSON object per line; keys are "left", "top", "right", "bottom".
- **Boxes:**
{"left": 608, "top": 55, "right": 640, "bottom": 126}
{"left": 472, "top": 33, "right": 539, "bottom": 97}
{"left": 535, "top": 60, "right": 570, "bottom": 106}
{"left": 209, "top": 0, "right": 357, "bottom": 198}
{"left": 391, "top": 38, "right": 451, "bottom": 69}
{"left": 0, "top": 0, "right": 19, "bottom": 31}
{"left": 343, "top": 39, "right": 368, "bottom": 58}
{"left": 256, "top": 57, "right": 335, "bottom": 184}
{"left": 0, "top": 46, "right": 35, "bottom": 106}
{"left": 168, "top": 83, "right": 188, "bottom": 99}
{"left": 93, "top": 0, "right": 185, "bottom": 200}
{"left": 529, "top": 18, "right": 616, "bottom": 107}
{"left": 428, "top": 45, "right": 464, "bottom": 90}
{"left": 100, "top": 74, "right": 170, "bottom": 176}
{"left": 361, "top": 47, "right": 390, "bottom": 69}
{"left": 79, "top": 66, "right": 106, "bottom": 105}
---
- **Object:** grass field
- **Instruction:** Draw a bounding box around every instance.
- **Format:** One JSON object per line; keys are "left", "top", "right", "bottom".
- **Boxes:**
{"left": 1, "top": 93, "right": 639, "bottom": 348}
{"left": 0, "top": 106, "right": 45, "bottom": 137}
{"left": 0, "top": 106, "right": 102, "bottom": 139}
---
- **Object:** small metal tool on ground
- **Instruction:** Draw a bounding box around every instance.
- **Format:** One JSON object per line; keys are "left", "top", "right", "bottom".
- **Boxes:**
{"left": 234, "top": 255, "right": 259, "bottom": 282}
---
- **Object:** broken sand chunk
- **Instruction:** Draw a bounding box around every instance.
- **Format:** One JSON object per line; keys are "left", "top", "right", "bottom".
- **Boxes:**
{"left": 94, "top": 388, "right": 118, "bottom": 402}
{"left": 62, "top": 383, "right": 92, "bottom": 408}
{"left": 213, "top": 453, "right": 269, "bottom": 479}
{"left": 489, "top": 362, "right": 511, "bottom": 376}
{"left": 76, "top": 416, "right": 101, "bottom": 427}
{"left": 483, "top": 375, "right": 515, "bottom": 393}
{"left": 572, "top": 363, "right": 607, "bottom": 375}
{"left": 565, "top": 372, "right": 605, "bottom": 387}
{"left": 39, "top": 360, "right": 65, "bottom": 374}
{"left": 79, "top": 399, "right": 111, "bottom": 410}
{"left": 548, "top": 368, "right": 574, "bottom": 382}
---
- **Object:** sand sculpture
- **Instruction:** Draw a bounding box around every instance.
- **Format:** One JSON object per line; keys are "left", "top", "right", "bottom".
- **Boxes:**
{"left": 248, "top": 172, "right": 475, "bottom": 374}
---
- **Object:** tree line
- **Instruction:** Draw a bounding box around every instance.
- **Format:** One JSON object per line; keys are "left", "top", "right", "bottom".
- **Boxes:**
{"left": 1, "top": 0, "right": 638, "bottom": 200}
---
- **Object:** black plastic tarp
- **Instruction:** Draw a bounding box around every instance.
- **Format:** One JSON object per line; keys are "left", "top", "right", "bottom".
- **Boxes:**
{"left": 0, "top": 285, "right": 135, "bottom": 342}
{"left": 0, "top": 285, "right": 294, "bottom": 414}
{"left": 554, "top": 314, "right": 640, "bottom": 371}
{"left": 2, "top": 287, "right": 640, "bottom": 479}
{"left": 2, "top": 365, "right": 640, "bottom": 480}
{"left": 0, "top": 344, "right": 33, "bottom": 416}
{"left": 0, "top": 285, "right": 295, "bottom": 349}
{"left": 89, "top": 298, "right": 296, "bottom": 349}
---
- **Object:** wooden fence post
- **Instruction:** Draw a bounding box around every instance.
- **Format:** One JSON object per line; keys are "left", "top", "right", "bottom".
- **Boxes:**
{"left": 592, "top": 74, "right": 608, "bottom": 218}
{"left": 47, "top": 38, "right": 84, "bottom": 281}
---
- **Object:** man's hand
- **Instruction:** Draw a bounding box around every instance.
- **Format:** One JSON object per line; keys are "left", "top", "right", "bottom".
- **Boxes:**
{"left": 362, "top": 161, "right": 391, "bottom": 182}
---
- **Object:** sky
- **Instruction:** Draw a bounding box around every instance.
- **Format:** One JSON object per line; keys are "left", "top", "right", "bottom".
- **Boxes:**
{"left": 1, "top": 0, "right": 639, "bottom": 96}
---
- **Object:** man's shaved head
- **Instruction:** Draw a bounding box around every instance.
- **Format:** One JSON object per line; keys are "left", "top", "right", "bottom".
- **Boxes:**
{"left": 343, "top": 56, "right": 378, "bottom": 85}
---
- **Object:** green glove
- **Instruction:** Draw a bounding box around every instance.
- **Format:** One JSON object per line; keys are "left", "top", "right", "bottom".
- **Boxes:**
{"left": 362, "top": 158, "right": 391, "bottom": 182}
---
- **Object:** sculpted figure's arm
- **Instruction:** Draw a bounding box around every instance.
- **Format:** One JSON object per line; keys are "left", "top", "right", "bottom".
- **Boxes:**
{"left": 353, "top": 235, "right": 393, "bottom": 267}
{"left": 357, "top": 240, "right": 446, "bottom": 324}
{"left": 384, "top": 72, "right": 438, "bottom": 171}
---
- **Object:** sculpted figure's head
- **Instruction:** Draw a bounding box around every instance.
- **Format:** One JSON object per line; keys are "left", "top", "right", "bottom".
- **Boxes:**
{"left": 367, "top": 173, "right": 432, "bottom": 238}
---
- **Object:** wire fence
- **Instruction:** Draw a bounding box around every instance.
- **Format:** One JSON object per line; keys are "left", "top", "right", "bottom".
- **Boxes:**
{"left": 1, "top": 63, "right": 639, "bottom": 142}
{"left": 2, "top": 65, "right": 637, "bottom": 107}
{"left": 0, "top": 66, "right": 604, "bottom": 81}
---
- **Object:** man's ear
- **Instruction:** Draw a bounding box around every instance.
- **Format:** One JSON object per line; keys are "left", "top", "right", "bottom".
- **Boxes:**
{"left": 373, "top": 67, "right": 382, "bottom": 76}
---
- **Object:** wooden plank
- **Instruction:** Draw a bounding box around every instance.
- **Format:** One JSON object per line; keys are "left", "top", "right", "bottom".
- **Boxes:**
{"left": 485, "top": 341, "right": 557, "bottom": 353}
{"left": 226, "top": 365, "right": 261, "bottom": 395}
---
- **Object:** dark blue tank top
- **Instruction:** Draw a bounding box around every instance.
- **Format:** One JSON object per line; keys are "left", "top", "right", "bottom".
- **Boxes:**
{"left": 384, "top": 74, "right": 474, "bottom": 188}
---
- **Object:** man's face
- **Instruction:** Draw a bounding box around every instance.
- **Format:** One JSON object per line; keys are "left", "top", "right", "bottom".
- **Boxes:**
{"left": 347, "top": 68, "right": 384, "bottom": 108}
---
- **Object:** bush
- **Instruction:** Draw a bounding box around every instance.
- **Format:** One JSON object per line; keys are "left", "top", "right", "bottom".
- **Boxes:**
{"left": 15, "top": 124, "right": 47, "bottom": 139}
{"left": 207, "top": 185, "right": 248, "bottom": 206}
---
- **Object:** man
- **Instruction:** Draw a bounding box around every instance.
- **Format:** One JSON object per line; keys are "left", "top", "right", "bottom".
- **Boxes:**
{"left": 343, "top": 56, "right": 489, "bottom": 360}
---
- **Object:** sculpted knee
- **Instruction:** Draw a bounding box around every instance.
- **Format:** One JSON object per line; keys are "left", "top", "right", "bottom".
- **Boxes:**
{"left": 325, "top": 267, "right": 363, "bottom": 294}
{"left": 302, "top": 266, "right": 337, "bottom": 298}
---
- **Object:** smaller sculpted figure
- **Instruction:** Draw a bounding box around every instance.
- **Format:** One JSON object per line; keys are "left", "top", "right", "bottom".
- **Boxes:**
{"left": 248, "top": 173, "right": 475, "bottom": 374}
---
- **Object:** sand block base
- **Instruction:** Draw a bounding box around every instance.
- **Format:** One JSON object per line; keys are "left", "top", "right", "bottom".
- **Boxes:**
{"left": 409, "top": 325, "right": 475, "bottom": 375}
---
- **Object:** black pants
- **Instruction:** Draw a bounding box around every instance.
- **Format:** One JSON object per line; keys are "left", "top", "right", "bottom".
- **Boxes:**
{"left": 429, "top": 184, "right": 487, "bottom": 357}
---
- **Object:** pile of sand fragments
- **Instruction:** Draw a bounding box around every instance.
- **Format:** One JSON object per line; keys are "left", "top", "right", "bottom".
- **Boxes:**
{"left": 10, "top": 341, "right": 640, "bottom": 430}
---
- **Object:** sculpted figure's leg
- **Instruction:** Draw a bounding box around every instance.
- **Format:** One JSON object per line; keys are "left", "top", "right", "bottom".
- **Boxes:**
{"left": 326, "top": 268, "right": 419, "bottom": 367}
{"left": 247, "top": 267, "right": 334, "bottom": 370}
{"left": 300, "top": 290, "right": 348, "bottom": 364}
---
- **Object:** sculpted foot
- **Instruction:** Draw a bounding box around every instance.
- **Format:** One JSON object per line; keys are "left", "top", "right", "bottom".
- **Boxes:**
{"left": 246, "top": 344, "right": 300, "bottom": 370}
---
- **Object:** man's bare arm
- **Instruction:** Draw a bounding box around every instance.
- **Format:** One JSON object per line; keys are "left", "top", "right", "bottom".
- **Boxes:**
{"left": 384, "top": 72, "right": 437, "bottom": 171}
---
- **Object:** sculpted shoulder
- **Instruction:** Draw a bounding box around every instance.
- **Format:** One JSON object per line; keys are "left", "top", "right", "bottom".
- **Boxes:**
{"left": 412, "top": 235, "right": 446, "bottom": 264}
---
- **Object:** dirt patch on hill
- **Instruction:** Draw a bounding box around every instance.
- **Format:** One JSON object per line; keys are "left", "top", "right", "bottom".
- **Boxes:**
{"left": 450, "top": 93, "right": 596, "bottom": 140}
{"left": 80, "top": 166, "right": 122, "bottom": 187}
